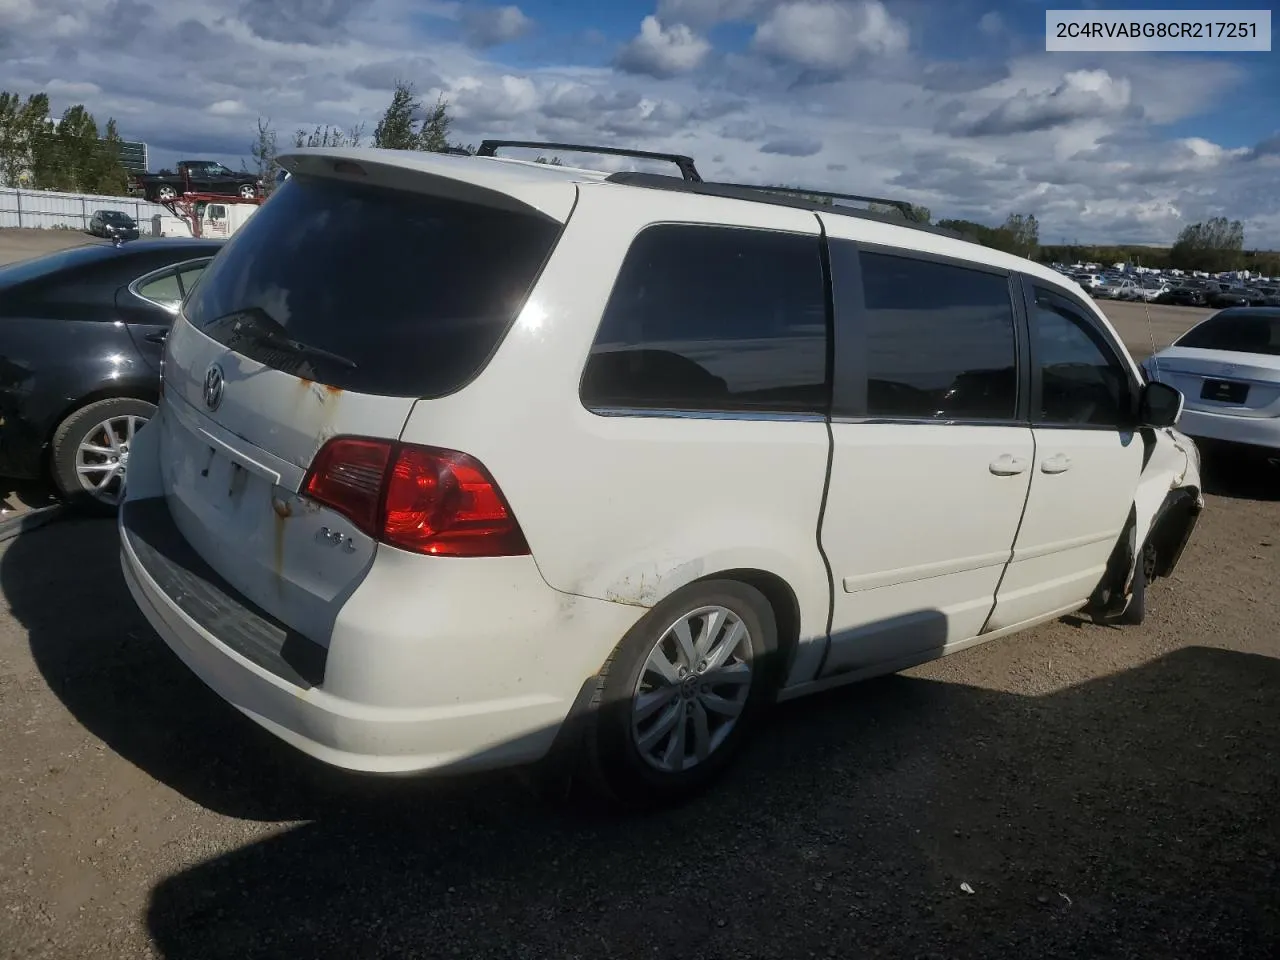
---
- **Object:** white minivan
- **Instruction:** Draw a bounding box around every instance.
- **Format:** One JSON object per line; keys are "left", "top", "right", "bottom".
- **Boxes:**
{"left": 119, "top": 144, "right": 1203, "bottom": 803}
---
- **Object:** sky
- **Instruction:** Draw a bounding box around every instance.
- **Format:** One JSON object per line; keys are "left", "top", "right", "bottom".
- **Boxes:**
{"left": 0, "top": 0, "right": 1276, "bottom": 247}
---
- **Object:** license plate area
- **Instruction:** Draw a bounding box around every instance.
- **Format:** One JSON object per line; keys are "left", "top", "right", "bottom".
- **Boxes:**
{"left": 1200, "top": 379, "right": 1249, "bottom": 404}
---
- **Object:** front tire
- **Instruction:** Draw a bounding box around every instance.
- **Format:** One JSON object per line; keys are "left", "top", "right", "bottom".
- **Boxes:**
{"left": 1120, "top": 540, "right": 1156, "bottom": 625}
{"left": 50, "top": 397, "right": 155, "bottom": 515}
{"left": 581, "top": 579, "right": 777, "bottom": 806}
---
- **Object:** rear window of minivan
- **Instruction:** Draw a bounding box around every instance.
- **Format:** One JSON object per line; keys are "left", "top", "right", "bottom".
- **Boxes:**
{"left": 182, "top": 175, "right": 563, "bottom": 397}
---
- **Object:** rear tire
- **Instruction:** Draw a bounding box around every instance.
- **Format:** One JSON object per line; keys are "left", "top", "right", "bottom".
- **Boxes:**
{"left": 579, "top": 579, "right": 777, "bottom": 807}
{"left": 50, "top": 397, "right": 155, "bottom": 516}
{"left": 238, "top": 183, "right": 257, "bottom": 199}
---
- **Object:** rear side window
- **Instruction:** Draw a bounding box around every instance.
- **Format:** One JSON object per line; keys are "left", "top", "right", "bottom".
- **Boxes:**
{"left": 580, "top": 224, "right": 828, "bottom": 414}
{"left": 1175, "top": 311, "right": 1280, "bottom": 356}
{"left": 183, "top": 176, "right": 562, "bottom": 397}
{"left": 860, "top": 252, "right": 1017, "bottom": 421}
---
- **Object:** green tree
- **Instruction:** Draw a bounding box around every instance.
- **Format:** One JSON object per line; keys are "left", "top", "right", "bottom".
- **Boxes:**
{"left": 417, "top": 94, "right": 452, "bottom": 153}
{"left": 372, "top": 81, "right": 459, "bottom": 153}
{"left": 1000, "top": 213, "right": 1039, "bottom": 258}
{"left": 251, "top": 117, "right": 279, "bottom": 189}
{"left": 0, "top": 91, "right": 51, "bottom": 187}
{"left": 292, "top": 122, "right": 365, "bottom": 149}
{"left": 374, "top": 80, "right": 421, "bottom": 150}
{"left": 88, "top": 117, "right": 129, "bottom": 195}
{"left": 1170, "top": 217, "right": 1245, "bottom": 273}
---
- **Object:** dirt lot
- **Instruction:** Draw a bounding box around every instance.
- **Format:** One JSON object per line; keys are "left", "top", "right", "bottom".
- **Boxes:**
{"left": 0, "top": 231, "right": 1275, "bottom": 959}
{"left": 0, "top": 227, "right": 107, "bottom": 266}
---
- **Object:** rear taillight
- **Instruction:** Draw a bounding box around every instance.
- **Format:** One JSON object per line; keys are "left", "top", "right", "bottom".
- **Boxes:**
{"left": 301, "top": 438, "right": 529, "bottom": 558}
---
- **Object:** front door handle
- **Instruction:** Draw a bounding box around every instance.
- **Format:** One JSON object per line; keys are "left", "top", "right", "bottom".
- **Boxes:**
{"left": 1041, "top": 453, "right": 1072, "bottom": 474}
{"left": 144, "top": 331, "right": 169, "bottom": 343}
{"left": 989, "top": 454, "right": 1030, "bottom": 476}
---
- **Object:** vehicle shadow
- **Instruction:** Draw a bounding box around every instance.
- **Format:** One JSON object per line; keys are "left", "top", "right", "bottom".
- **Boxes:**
{"left": 1, "top": 517, "right": 387, "bottom": 822}
{"left": 4, "top": 519, "right": 1278, "bottom": 956}
{"left": 1196, "top": 442, "right": 1280, "bottom": 502}
{"left": 141, "top": 645, "right": 1280, "bottom": 959}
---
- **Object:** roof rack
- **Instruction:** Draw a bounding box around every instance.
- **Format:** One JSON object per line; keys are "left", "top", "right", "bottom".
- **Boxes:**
{"left": 476, "top": 140, "right": 703, "bottom": 182}
{"left": 604, "top": 172, "right": 955, "bottom": 239}
{"left": 709, "top": 183, "right": 916, "bottom": 221}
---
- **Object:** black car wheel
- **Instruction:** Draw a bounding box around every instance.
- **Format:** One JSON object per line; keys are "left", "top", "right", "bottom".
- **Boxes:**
{"left": 50, "top": 397, "right": 155, "bottom": 515}
{"left": 238, "top": 183, "right": 257, "bottom": 199}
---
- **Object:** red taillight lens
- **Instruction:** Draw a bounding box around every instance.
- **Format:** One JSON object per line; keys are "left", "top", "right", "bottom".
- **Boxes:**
{"left": 301, "top": 438, "right": 529, "bottom": 557}
{"left": 303, "top": 437, "right": 393, "bottom": 536}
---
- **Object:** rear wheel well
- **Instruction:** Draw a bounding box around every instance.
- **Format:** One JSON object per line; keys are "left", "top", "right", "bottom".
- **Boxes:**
{"left": 695, "top": 568, "right": 800, "bottom": 691}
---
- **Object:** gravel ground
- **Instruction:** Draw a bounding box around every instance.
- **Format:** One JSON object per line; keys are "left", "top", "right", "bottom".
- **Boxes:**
{"left": 0, "top": 234, "right": 1275, "bottom": 958}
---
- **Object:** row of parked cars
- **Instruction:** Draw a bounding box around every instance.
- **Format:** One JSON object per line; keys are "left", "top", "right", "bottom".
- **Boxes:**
{"left": 1062, "top": 269, "right": 1280, "bottom": 310}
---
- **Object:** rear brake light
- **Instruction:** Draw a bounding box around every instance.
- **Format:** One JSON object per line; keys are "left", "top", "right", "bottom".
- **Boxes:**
{"left": 301, "top": 438, "right": 529, "bottom": 557}
{"left": 303, "top": 438, "right": 393, "bottom": 535}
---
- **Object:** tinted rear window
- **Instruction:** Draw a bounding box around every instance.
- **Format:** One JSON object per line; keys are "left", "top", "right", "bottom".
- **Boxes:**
{"left": 1175, "top": 311, "right": 1280, "bottom": 356}
{"left": 579, "top": 224, "right": 828, "bottom": 413}
{"left": 182, "top": 175, "right": 562, "bottom": 397}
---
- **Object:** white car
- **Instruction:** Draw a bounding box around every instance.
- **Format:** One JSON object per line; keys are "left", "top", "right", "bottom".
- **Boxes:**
{"left": 1143, "top": 307, "right": 1280, "bottom": 453}
{"left": 118, "top": 143, "right": 1204, "bottom": 803}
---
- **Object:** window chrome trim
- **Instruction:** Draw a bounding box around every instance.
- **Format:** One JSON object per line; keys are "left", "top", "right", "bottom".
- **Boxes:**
{"left": 831, "top": 416, "right": 1028, "bottom": 428}
{"left": 588, "top": 406, "right": 827, "bottom": 422}
{"left": 128, "top": 257, "right": 214, "bottom": 313}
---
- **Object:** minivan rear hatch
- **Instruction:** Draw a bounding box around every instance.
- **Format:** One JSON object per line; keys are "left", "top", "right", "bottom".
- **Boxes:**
{"left": 155, "top": 152, "right": 570, "bottom": 642}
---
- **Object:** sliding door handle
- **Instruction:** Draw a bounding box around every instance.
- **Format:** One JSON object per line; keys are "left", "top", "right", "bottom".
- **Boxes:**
{"left": 1041, "top": 453, "right": 1072, "bottom": 474}
{"left": 989, "top": 454, "right": 1030, "bottom": 476}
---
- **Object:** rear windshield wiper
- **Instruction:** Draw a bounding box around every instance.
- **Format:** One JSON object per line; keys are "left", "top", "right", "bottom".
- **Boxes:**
{"left": 249, "top": 329, "right": 358, "bottom": 370}
{"left": 210, "top": 308, "right": 358, "bottom": 370}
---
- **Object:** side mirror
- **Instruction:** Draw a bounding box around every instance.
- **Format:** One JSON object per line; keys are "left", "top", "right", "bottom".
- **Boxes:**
{"left": 1140, "top": 381, "right": 1183, "bottom": 428}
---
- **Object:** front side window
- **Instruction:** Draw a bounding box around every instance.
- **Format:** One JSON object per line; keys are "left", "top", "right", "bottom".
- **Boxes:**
{"left": 860, "top": 252, "right": 1018, "bottom": 421}
{"left": 581, "top": 224, "right": 828, "bottom": 413}
{"left": 1032, "top": 287, "right": 1133, "bottom": 426}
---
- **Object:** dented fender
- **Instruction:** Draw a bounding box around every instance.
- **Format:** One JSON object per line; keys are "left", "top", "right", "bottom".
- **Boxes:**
{"left": 1123, "top": 427, "right": 1203, "bottom": 597}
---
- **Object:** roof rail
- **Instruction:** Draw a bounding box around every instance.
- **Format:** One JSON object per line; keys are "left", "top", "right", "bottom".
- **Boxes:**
{"left": 709, "top": 183, "right": 916, "bottom": 221}
{"left": 604, "top": 173, "right": 957, "bottom": 239}
{"left": 475, "top": 140, "right": 702, "bottom": 182}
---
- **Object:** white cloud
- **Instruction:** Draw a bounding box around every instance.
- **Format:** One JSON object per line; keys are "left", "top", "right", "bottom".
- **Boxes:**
{"left": 616, "top": 15, "right": 711, "bottom": 78}
{"left": 752, "top": 1, "right": 908, "bottom": 72}
{"left": 979, "top": 11, "right": 1003, "bottom": 36}
{"left": 0, "top": 0, "right": 1272, "bottom": 248}
{"left": 45, "top": 79, "right": 101, "bottom": 97}
{"left": 947, "top": 69, "right": 1135, "bottom": 137}
{"left": 461, "top": 5, "right": 533, "bottom": 48}
{"left": 208, "top": 99, "right": 250, "bottom": 116}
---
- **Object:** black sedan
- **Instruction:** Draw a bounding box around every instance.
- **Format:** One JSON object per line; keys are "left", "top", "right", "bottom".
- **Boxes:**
{"left": 88, "top": 209, "right": 141, "bottom": 241}
{"left": 1158, "top": 285, "right": 1208, "bottom": 307}
{"left": 1206, "top": 286, "right": 1253, "bottom": 309}
{"left": 0, "top": 238, "right": 223, "bottom": 511}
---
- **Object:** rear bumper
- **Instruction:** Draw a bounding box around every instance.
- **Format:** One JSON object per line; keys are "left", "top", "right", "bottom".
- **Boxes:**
{"left": 1178, "top": 408, "right": 1280, "bottom": 451}
{"left": 120, "top": 494, "right": 643, "bottom": 775}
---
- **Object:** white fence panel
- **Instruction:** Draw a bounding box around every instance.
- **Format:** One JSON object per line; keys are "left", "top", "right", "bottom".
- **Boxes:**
{"left": 0, "top": 186, "right": 168, "bottom": 232}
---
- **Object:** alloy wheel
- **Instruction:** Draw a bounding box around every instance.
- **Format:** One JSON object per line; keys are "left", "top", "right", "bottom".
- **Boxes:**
{"left": 631, "top": 605, "right": 753, "bottom": 773}
{"left": 74, "top": 414, "right": 146, "bottom": 506}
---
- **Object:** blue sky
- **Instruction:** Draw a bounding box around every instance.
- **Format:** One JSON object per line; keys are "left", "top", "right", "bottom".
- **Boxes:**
{"left": 0, "top": 0, "right": 1276, "bottom": 246}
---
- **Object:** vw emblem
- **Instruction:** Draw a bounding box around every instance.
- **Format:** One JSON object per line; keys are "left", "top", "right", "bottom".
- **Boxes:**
{"left": 203, "top": 363, "right": 225, "bottom": 411}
